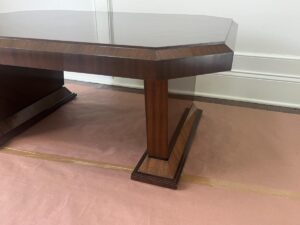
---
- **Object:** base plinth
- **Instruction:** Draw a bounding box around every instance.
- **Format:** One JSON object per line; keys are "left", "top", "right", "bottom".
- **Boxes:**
{"left": 0, "top": 87, "right": 76, "bottom": 146}
{"left": 131, "top": 105, "right": 202, "bottom": 189}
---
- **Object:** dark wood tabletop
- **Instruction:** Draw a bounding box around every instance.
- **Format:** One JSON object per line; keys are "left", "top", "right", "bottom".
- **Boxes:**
{"left": 0, "top": 11, "right": 237, "bottom": 79}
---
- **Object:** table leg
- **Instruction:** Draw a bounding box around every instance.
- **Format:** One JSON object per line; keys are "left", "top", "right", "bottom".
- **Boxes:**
{"left": 131, "top": 77, "right": 202, "bottom": 189}
{"left": 0, "top": 65, "right": 76, "bottom": 146}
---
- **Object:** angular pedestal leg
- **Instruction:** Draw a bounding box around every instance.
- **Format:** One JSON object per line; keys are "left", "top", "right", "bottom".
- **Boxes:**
{"left": 131, "top": 77, "right": 202, "bottom": 189}
{"left": 0, "top": 65, "right": 76, "bottom": 145}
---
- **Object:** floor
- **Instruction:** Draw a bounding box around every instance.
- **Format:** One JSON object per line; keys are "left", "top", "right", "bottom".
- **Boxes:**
{"left": 0, "top": 82, "right": 300, "bottom": 225}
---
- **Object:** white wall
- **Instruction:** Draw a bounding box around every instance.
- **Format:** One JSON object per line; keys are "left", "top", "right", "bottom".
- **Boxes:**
{"left": 0, "top": 0, "right": 299, "bottom": 108}
{"left": 0, "top": 0, "right": 94, "bottom": 11}
{"left": 0, "top": 0, "right": 113, "bottom": 12}
{"left": 109, "top": 0, "right": 300, "bottom": 108}
{"left": 113, "top": 0, "right": 300, "bottom": 56}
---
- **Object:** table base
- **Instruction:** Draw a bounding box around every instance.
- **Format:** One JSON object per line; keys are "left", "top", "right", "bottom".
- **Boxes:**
{"left": 131, "top": 105, "right": 202, "bottom": 189}
{"left": 0, "top": 65, "right": 76, "bottom": 146}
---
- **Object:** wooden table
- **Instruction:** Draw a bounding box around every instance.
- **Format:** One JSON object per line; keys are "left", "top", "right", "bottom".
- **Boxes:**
{"left": 0, "top": 11, "right": 237, "bottom": 189}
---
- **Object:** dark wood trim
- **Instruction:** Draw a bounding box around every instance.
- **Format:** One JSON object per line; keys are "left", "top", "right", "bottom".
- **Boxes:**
{"left": 0, "top": 38, "right": 232, "bottom": 60}
{"left": 0, "top": 37, "right": 234, "bottom": 79}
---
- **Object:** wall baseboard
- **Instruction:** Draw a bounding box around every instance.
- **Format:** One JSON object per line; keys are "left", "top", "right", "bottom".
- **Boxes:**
{"left": 65, "top": 72, "right": 114, "bottom": 85}
{"left": 233, "top": 52, "right": 300, "bottom": 82}
{"left": 195, "top": 72, "right": 300, "bottom": 109}
{"left": 65, "top": 52, "right": 300, "bottom": 109}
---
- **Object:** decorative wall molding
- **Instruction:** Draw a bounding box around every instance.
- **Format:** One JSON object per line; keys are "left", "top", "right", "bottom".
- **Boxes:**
{"left": 236, "top": 52, "right": 300, "bottom": 61}
{"left": 232, "top": 52, "right": 300, "bottom": 80}
{"left": 222, "top": 71, "right": 300, "bottom": 83}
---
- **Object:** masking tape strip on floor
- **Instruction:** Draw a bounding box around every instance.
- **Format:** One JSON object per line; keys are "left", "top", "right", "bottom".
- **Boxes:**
{"left": 1, "top": 146, "right": 300, "bottom": 200}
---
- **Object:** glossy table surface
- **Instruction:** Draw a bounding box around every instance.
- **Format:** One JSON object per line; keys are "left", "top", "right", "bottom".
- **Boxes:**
{"left": 0, "top": 10, "right": 235, "bottom": 48}
{"left": 0, "top": 10, "right": 237, "bottom": 80}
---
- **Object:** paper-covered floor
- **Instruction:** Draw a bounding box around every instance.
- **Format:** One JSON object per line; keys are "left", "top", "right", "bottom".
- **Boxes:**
{"left": 1, "top": 82, "right": 300, "bottom": 225}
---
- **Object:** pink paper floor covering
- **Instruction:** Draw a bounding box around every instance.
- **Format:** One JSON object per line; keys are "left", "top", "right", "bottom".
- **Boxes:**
{"left": 0, "top": 82, "right": 299, "bottom": 225}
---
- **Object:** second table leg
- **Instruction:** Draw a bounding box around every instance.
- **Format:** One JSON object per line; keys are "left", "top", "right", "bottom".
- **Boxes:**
{"left": 131, "top": 77, "right": 202, "bottom": 189}
{"left": 0, "top": 65, "right": 76, "bottom": 146}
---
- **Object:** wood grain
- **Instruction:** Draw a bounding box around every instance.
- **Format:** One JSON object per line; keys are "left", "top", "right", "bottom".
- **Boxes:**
{"left": 144, "top": 79, "right": 169, "bottom": 159}
{"left": 0, "top": 38, "right": 234, "bottom": 79}
{"left": 132, "top": 105, "right": 202, "bottom": 189}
